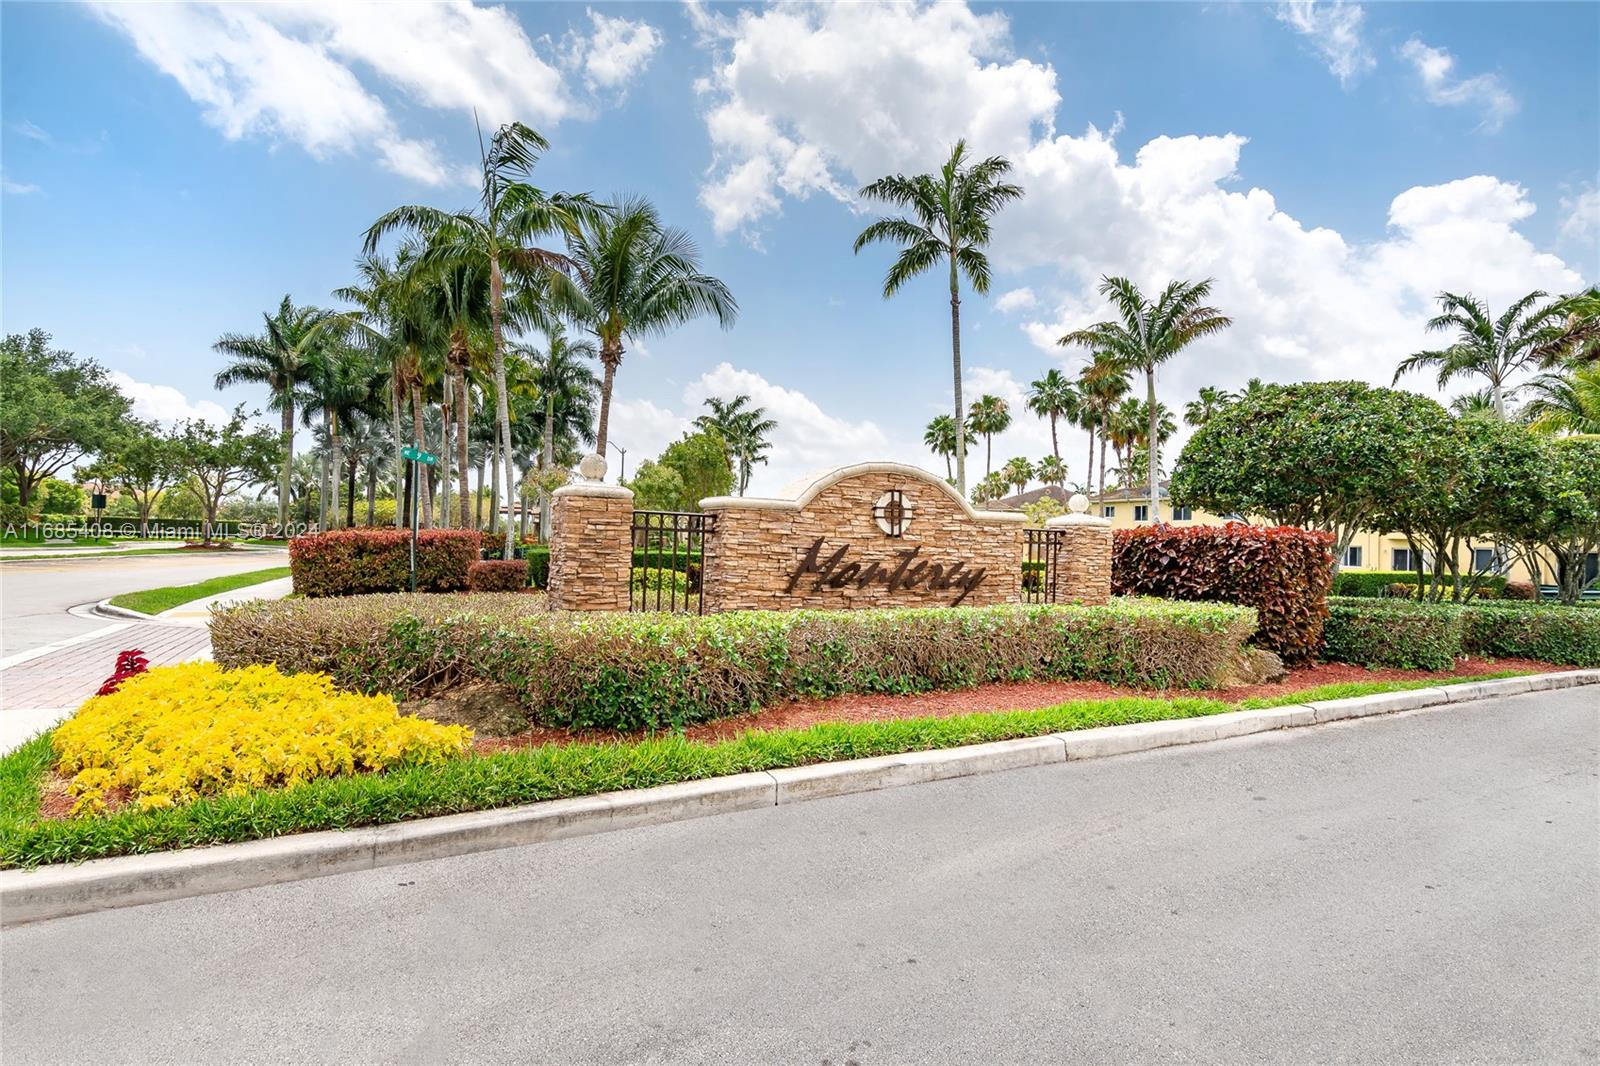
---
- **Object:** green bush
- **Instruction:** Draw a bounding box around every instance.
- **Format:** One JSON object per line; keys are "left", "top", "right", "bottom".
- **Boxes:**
{"left": 1323, "top": 598, "right": 1464, "bottom": 670}
{"left": 526, "top": 545, "right": 551, "bottom": 589}
{"left": 1460, "top": 603, "right": 1600, "bottom": 666}
{"left": 288, "top": 529, "right": 480, "bottom": 597}
{"left": 211, "top": 597, "right": 1258, "bottom": 731}
{"left": 1324, "top": 596, "right": 1600, "bottom": 669}
{"left": 1332, "top": 570, "right": 1507, "bottom": 599}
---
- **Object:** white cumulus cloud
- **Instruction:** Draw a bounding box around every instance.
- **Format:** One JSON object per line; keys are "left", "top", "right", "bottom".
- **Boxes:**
{"left": 110, "top": 372, "right": 230, "bottom": 426}
{"left": 90, "top": 1, "right": 661, "bottom": 185}
{"left": 995, "top": 288, "right": 1037, "bottom": 313}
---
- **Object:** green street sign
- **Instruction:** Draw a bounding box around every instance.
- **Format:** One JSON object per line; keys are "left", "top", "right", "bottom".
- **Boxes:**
{"left": 401, "top": 446, "right": 438, "bottom": 465}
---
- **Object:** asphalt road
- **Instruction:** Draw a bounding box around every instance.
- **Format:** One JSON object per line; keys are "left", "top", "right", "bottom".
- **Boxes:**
{"left": 0, "top": 549, "right": 288, "bottom": 658}
{"left": 3, "top": 689, "right": 1596, "bottom": 1065}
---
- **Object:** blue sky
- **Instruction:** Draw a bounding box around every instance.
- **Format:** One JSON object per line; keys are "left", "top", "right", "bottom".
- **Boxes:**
{"left": 3, "top": 1, "right": 1596, "bottom": 494}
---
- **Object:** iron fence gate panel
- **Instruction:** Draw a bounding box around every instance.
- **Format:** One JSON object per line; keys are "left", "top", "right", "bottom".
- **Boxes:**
{"left": 1023, "top": 527, "right": 1064, "bottom": 604}
{"left": 630, "top": 510, "right": 715, "bottom": 614}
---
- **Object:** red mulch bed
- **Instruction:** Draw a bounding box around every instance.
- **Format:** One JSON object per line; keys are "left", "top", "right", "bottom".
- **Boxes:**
{"left": 476, "top": 656, "right": 1568, "bottom": 754}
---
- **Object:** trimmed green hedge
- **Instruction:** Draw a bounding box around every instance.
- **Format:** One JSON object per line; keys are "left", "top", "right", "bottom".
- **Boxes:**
{"left": 524, "top": 545, "right": 702, "bottom": 591}
{"left": 1332, "top": 570, "right": 1508, "bottom": 599}
{"left": 211, "top": 597, "right": 1258, "bottom": 732}
{"left": 1325, "top": 596, "right": 1600, "bottom": 668}
{"left": 1324, "top": 599, "right": 1464, "bottom": 670}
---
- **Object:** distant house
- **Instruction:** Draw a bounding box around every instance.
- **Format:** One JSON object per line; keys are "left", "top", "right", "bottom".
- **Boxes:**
{"left": 986, "top": 485, "right": 1076, "bottom": 512}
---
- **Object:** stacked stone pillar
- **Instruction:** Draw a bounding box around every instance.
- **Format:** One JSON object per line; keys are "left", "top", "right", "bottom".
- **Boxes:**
{"left": 1045, "top": 510, "right": 1114, "bottom": 605}
{"left": 547, "top": 483, "right": 633, "bottom": 612}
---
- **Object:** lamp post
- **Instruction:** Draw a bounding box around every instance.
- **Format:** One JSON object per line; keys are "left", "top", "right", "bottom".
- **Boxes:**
{"left": 609, "top": 440, "right": 627, "bottom": 484}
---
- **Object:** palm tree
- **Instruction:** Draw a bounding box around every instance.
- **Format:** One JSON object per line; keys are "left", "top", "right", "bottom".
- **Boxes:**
{"left": 696, "top": 394, "right": 778, "bottom": 496}
{"left": 365, "top": 120, "right": 602, "bottom": 556}
{"left": 522, "top": 326, "right": 600, "bottom": 537}
{"left": 300, "top": 336, "right": 380, "bottom": 530}
{"left": 1026, "top": 368, "right": 1080, "bottom": 464}
{"left": 1449, "top": 388, "right": 1498, "bottom": 417}
{"left": 1000, "top": 456, "right": 1034, "bottom": 496}
{"left": 563, "top": 195, "right": 738, "bottom": 463}
{"left": 1060, "top": 277, "right": 1231, "bottom": 522}
{"left": 213, "top": 296, "right": 334, "bottom": 528}
{"left": 1395, "top": 290, "right": 1576, "bottom": 419}
{"left": 923, "top": 414, "right": 961, "bottom": 481}
{"left": 1184, "top": 385, "right": 1236, "bottom": 427}
{"left": 1036, "top": 454, "right": 1068, "bottom": 486}
{"left": 853, "top": 141, "right": 1024, "bottom": 498}
{"left": 973, "top": 471, "right": 1009, "bottom": 505}
{"left": 1522, "top": 363, "right": 1600, "bottom": 435}
{"left": 966, "top": 394, "right": 1012, "bottom": 477}
{"left": 1077, "top": 353, "right": 1129, "bottom": 499}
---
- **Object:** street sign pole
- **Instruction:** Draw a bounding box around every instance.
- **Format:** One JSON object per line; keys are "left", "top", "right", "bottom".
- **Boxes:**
{"left": 409, "top": 455, "right": 419, "bottom": 594}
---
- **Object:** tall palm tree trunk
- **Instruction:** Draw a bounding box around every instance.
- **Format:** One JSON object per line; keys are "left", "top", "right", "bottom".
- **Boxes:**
{"left": 489, "top": 429, "right": 501, "bottom": 535}
{"left": 440, "top": 398, "right": 453, "bottom": 529}
{"left": 1085, "top": 424, "right": 1096, "bottom": 497}
{"left": 1145, "top": 369, "right": 1160, "bottom": 523}
{"left": 539, "top": 392, "right": 556, "bottom": 542}
{"left": 1098, "top": 433, "right": 1107, "bottom": 504}
{"left": 475, "top": 457, "right": 486, "bottom": 530}
{"left": 410, "top": 384, "right": 431, "bottom": 528}
{"left": 328, "top": 409, "right": 342, "bottom": 530}
{"left": 595, "top": 343, "right": 621, "bottom": 460}
{"left": 456, "top": 369, "right": 471, "bottom": 528}
{"left": 390, "top": 379, "right": 405, "bottom": 529}
{"left": 345, "top": 456, "right": 357, "bottom": 527}
{"left": 949, "top": 261, "right": 967, "bottom": 498}
{"left": 366, "top": 463, "right": 377, "bottom": 526}
{"left": 1049, "top": 415, "right": 1059, "bottom": 460}
{"left": 490, "top": 256, "right": 515, "bottom": 559}
{"left": 278, "top": 400, "right": 294, "bottom": 531}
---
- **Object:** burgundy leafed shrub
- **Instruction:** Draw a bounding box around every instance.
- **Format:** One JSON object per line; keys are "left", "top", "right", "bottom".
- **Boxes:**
{"left": 467, "top": 559, "right": 529, "bottom": 592}
{"left": 290, "top": 529, "right": 480, "bottom": 597}
{"left": 1112, "top": 522, "right": 1335, "bottom": 662}
{"left": 96, "top": 649, "right": 149, "bottom": 696}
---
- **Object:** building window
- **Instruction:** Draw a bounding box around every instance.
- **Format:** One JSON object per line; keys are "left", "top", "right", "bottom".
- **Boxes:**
{"left": 1344, "top": 546, "right": 1362, "bottom": 568}
{"left": 1471, "top": 547, "right": 1501, "bottom": 574}
{"left": 1102, "top": 505, "right": 1116, "bottom": 518}
{"left": 1133, "top": 505, "right": 1149, "bottom": 522}
{"left": 1171, "top": 505, "right": 1192, "bottom": 521}
{"left": 1392, "top": 548, "right": 1414, "bottom": 571}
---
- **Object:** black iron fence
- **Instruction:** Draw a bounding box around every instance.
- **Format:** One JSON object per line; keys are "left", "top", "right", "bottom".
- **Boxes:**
{"left": 630, "top": 510, "right": 715, "bottom": 614}
{"left": 1023, "top": 528, "right": 1063, "bottom": 604}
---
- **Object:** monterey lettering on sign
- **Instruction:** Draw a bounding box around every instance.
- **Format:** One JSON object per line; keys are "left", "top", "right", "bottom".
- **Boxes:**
{"left": 785, "top": 537, "right": 987, "bottom": 606}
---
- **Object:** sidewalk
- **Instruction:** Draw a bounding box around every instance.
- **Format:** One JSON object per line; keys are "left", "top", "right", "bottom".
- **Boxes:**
{"left": 0, "top": 623, "right": 213, "bottom": 753}
{"left": 154, "top": 576, "right": 294, "bottom": 626}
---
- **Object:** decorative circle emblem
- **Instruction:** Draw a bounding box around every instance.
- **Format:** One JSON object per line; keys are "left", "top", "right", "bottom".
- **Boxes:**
{"left": 873, "top": 489, "right": 913, "bottom": 537}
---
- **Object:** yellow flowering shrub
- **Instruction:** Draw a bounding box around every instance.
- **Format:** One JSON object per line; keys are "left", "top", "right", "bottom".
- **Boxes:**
{"left": 53, "top": 662, "right": 472, "bottom": 813}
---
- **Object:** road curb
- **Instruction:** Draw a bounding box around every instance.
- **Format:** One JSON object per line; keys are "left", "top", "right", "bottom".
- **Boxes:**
{"left": 4, "top": 669, "right": 1596, "bottom": 927}
{"left": 91, "top": 599, "right": 159, "bottom": 622}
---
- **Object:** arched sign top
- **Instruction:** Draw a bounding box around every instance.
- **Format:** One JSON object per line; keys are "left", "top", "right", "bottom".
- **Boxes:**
{"left": 699, "top": 461, "right": 1025, "bottom": 525}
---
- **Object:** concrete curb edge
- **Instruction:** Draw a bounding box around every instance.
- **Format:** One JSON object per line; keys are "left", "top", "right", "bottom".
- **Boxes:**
{"left": 4, "top": 669, "right": 1596, "bottom": 927}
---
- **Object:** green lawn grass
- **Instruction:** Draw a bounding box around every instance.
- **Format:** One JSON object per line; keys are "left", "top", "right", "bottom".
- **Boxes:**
{"left": 1236, "top": 670, "right": 1533, "bottom": 709}
{"left": 108, "top": 563, "right": 292, "bottom": 614}
{"left": 0, "top": 666, "right": 1549, "bottom": 868}
{"left": 107, "top": 566, "right": 292, "bottom": 616}
{"left": 0, "top": 545, "right": 256, "bottom": 563}
{"left": 0, "top": 535, "right": 117, "bottom": 550}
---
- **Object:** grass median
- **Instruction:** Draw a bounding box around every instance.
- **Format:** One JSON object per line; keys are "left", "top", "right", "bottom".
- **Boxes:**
{"left": 0, "top": 668, "right": 1542, "bottom": 869}
{"left": 108, "top": 566, "right": 291, "bottom": 616}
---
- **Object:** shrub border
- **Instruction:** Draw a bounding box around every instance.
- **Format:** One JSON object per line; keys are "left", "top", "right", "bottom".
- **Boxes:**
{"left": 3, "top": 668, "right": 1593, "bottom": 925}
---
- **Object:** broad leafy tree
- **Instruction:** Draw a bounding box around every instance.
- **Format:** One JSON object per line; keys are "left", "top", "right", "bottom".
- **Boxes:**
{"left": 853, "top": 141, "right": 1023, "bottom": 497}
{"left": 1172, "top": 381, "right": 1452, "bottom": 568}
{"left": 1059, "top": 277, "right": 1231, "bottom": 522}
{"left": 0, "top": 329, "right": 131, "bottom": 509}
{"left": 81, "top": 422, "right": 182, "bottom": 536}
{"left": 172, "top": 408, "right": 282, "bottom": 542}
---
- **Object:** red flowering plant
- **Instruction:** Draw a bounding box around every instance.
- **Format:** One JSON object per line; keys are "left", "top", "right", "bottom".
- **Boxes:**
{"left": 96, "top": 650, "right": 150, "bottom": 697}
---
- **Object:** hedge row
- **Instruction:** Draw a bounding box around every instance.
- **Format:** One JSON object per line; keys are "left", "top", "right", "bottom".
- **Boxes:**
{"left": 1112, "top": 523, "right": 1334, "bottom": 662}
{"left": 289, "top": 530, "right": 481, "bottom": 597}
{"left": 1324, "top": 597, "right": 1600, "bottom": 668}
{"left": 1331, "top": 570, "right": 1509, "bottom": 598}
{"left": 521, "top": 546, "right": 703, "bottom": 590}
{"left": 211, "top": 597, "right": 1258, "bottom": 731}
